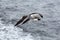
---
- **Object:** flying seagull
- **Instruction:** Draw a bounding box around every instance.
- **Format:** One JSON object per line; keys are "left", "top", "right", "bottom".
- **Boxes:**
{"left": 15, "top": 13, "right": 43, "bottom": 26}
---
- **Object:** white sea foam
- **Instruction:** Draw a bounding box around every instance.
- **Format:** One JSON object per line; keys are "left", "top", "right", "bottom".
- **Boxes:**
{"left": 0, "top": 21, "right": 34, "bottom": 40}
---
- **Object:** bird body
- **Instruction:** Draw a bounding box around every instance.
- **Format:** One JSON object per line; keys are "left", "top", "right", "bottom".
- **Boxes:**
{"left": 15, "top": 13, "right": 43, "bottom": 26}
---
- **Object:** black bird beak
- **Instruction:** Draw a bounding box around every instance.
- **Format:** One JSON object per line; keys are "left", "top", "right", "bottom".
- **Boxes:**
{"left": 39, "top": 14, "right": 43, "bottom": 18}
{"left": 41, "top": 15, "right": 43, "bottom": 18}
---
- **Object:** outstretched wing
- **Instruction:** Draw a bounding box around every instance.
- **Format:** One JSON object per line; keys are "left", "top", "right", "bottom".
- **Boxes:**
{"left": 22, "top": 18, "right": 30, "bottom": 24}
{"left": 15, "top": 15, "right": 27, "bottom": 26}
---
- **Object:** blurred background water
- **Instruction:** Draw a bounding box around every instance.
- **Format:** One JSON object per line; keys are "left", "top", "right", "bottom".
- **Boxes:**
{"left": 0, "top": 0, "right": 60, "bottom": 40}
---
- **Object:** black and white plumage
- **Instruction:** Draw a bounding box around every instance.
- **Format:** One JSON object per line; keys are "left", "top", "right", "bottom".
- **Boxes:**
{"left": 15, "top": 13, "right": 43, "bottom": 26}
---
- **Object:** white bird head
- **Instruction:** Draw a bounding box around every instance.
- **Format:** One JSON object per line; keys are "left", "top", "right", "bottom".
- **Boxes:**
{"left": 29, "top": 13, "right": 43, "bottom": 21}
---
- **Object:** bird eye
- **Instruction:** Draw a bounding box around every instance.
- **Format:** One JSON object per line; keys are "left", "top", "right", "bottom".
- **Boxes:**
{"left": 38, "top": 19, "right": 40, "bottom": 20}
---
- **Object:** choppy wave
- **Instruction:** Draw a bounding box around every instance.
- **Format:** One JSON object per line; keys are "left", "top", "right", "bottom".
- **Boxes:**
{"left": 0, "top": 20, "right": 35, "bottom": 40}
{"left": 0, "top": 0, "right": 60, "bottom": 40}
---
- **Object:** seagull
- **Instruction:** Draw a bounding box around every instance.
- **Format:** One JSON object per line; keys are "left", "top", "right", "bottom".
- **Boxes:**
{"left": 15, "top": 13, "right": 43, "bottom": 26}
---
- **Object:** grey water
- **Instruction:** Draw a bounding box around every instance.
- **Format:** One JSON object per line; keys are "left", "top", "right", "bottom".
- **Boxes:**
{"left": 0, "top": 0, "right": 60, "bottom": 40}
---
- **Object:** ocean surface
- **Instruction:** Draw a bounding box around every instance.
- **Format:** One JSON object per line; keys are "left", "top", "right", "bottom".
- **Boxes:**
{"left": 0, "top": 0, "right": 60, "bottom": 40}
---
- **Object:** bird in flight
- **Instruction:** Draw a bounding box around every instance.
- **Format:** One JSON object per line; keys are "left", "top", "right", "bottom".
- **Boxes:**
{"left": 15, "top": 13, "right": 43, "bottom": 26}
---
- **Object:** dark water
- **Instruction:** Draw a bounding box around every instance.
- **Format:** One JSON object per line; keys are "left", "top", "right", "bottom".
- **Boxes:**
{"left": 0, "top": 0, "right": 60, "bottom": 40}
